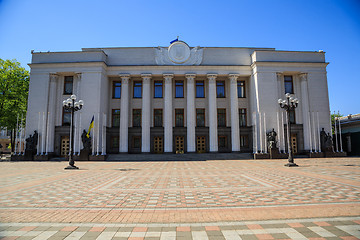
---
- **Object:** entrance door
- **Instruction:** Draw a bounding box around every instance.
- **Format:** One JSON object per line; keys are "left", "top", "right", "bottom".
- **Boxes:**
{"left": 175, "top": 136, "right": 184, "bottom": 153}
{"left": 291, "top": 134, "right": 297, "bottom": 154}
{"left": 196, "top": 136, "right": 206, "bottom": 153}
{"left": 154, "top": 137, "right": 163, "bottom": 153}
{"left": 61, "top": 136, "right": 70, "bottom": 157}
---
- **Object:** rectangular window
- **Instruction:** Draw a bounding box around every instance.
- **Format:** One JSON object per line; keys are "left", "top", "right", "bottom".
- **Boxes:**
{"left": 216, "top": 81, "right": 225, "bottom": 98}
{"left": 112, "top": 109, "right": 120, "bottom": 127}
{"left": 240, "top": 135, "right": 249, "bottom": 147}
{"left": 62, "top": 108, "right": 71, "bottom": 126}
{"left": 284, "top": 75, "right": 294, "bottom": 94}
{"left": 132, "top": 136, "right": 141, "bottom": 149}
{"left": 289, "top": 109, "right": 296, "bottom": 124}
{"left": 239, "top": 108, "right": 247, "bottom": 127}
{"left": 175, "top": 109, "right": 184, "bottom": 127}
{"left": 218, "top": 136, "right": 227, "bottom": 148}
{"left": 154, "top": 81, "right": 163, "bottom": 98}
{"left": 196, "top": 109, "right": 205, "bottom": 127}
{"left": 217, "top": 108, "right": 226, "bottom": 127}
{"left": 64, "top": 76, "right": 73, "bottom": 95}
{"left": 133, "top": 81, "right": 142, "bottom": 98}
{"left": 113, "top": 81, "right": 121, "bottom": 99}
{"left": 196, "top": 81, "right": 205, "bottom": 98}
{"left": 111, "top": 136, "right": 119, "bottom": 149}
{"left": 132, "top": 109, "right": 141, "bottom": 127}
{"left": 175, "top": 81, "right": 184, "bottom": 98}
{"left": 237, "top": 81, "right": 245, "bottom": 98}
{"left": 154, "top": 109, "right": 163, "bottom": 127}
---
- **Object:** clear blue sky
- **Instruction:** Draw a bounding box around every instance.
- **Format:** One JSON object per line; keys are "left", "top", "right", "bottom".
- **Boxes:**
{"left": 1, "top": 0, "right": 359, "bottom": 116}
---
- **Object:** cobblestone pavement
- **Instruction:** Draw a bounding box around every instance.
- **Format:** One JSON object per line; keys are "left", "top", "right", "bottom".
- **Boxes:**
{"left": 1, "top": 157, "right": 360, "bottom": 239}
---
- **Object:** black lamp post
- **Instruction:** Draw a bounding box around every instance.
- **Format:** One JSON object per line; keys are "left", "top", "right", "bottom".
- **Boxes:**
{"left": 278, "top": 93, "right": 299, "bottom": 167}
{"left": 63, "top": 95, "right": 83, "bottom": 169}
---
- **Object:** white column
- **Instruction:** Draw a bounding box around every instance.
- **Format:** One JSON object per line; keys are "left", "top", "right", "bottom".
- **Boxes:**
{"left": 119, "top": 74, "right": 130, "bottom": 152}
{"left": 47, "top": 74, "right": 58, "bottom": 153}
{"left": 186, "top": 74, "right": 196, "bottom": 152}
{"left": 207, "top": 74, "right": 218, "bottom": 152}
{"left": 229, "top": 74, "right": 240, "bottom": 152}
{"left": 141, "top": 74, "right": 151, "bottom": 152}
{"left": 300, "top": 73, "right": 311, "bottom": 151}
{"left": 164, "top": 74, "right": 174, "bottom": 153}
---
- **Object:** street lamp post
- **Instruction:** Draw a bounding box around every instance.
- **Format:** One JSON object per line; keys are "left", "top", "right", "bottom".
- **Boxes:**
{"left": 278, "top": 93, "right": 299, "bottom": 167}
{"left": 63, "top": 95, "right": 84, "bottom": 170}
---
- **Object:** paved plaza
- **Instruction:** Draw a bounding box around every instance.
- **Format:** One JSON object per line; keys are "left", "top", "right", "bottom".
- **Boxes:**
{"left": 0, "top": 157, "right": 359, "bottom": 239}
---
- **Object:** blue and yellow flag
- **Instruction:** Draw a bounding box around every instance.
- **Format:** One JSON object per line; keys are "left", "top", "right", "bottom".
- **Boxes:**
{"left": 86, "top": 116, "right": 94, "bottom": 138}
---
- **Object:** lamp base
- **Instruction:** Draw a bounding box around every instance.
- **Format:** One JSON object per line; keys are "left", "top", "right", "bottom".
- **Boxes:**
{"left": 64, "top": 165, "right": 79, "bottom": 170}
{"left": 284, "top": 162, "right": 298, "bottom": 167}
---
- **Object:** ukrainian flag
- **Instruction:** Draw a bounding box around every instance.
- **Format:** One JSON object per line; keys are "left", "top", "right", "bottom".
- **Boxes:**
{"left": 86, "top": 116, "right": 94, "bottom": 138}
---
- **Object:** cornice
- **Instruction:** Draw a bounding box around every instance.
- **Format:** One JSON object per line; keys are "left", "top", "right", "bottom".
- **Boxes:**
{"left": 251, "top": 61, "right": 329, "bottom": 69}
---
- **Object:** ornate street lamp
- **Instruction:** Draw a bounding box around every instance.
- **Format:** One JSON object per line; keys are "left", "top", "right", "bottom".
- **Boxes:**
{"left": 278, "top": 93, "right": 299, "bottom": 167}
{"left": 63, "top": 95, "right": 84, "bottom": 169}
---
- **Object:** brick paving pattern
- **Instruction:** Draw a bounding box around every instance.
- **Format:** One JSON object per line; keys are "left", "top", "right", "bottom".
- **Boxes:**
{"left": 1, "top": 157, "right": 360, "bottom": 239}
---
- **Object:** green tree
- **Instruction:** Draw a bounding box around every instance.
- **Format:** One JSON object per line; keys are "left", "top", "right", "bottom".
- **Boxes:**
{"left": 331, "top": 111, "right": 343, "bottom": 134}
{"left": 0, "top": 59, "right": 29, "bottom": 152}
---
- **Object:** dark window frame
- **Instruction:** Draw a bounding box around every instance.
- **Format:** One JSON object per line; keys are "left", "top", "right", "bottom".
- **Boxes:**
{"left": 237, "top": 81, "right": 246, "bottom": 98}
{"left": 132, "top": 109, "right": 142, "bottom": 127}
{"left": 175, "top": 108, "right": 184, "bottom": 127}
{"left": 196, "top": 80, "right": 205, "bottom": 98}
{"left": 218, "top": 135, "right": 227, "bottom": 148}
{"left": 175, "top": 81, "right": 184, "bottom": 98}
{"left": 217, "top": 108, "right": 226, "bottom": 127}
{"left": 216, "top": 81, "right": 225, "bottom": 98}
{"left": 239, "top": 108, "right": 247, "bottom": 127}
{"left": 112, "top": 109, "right": 120, "bottom": 127}
{"left": 196, "top": 108, "right": 205, "bottom": 127}
{"left": 132, "top": 136, "right": 141, "bottom": 149}
{"left": 133, "top": 81, "right": 142, "bottom": 98}
{"left": 284, "top": 75, "right": 294, "bottom": 94}
{"left": 110, "top": 136, "right": 119, "bottom": 149}
{"left": 112, "top": 81, "right": 121, "bottom": 99}
{"left": 62, "top": 107, "right": 71, "bottom": 126}
{"left": 153, "top": 109, "right": 163, "bottom": 127}
{"left": 154, "top": 81, "right": 163, "bottom": 98}
{"left": 63, "top": 76, "right": 73, "bottom": 95}
{"left": 240, "top": 135, "right": 249, "bottom": 147}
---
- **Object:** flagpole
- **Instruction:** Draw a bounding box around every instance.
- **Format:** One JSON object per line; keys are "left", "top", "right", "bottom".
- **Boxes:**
{"left": 317, "top": 112, "right": 321, "bottom": 152}
{"left": 97, "top": 112, "right": 100, "bottom": 156}
{"left": 37, "top": 112, "right": 40, "bottom": 155}
{"left": 46, "top": 112, "right": 50, "bottom": 155}
{"left": 78, "top": 113, "right": 82, "bottom": 155}
{"left": 264, "top": 112, "right": 267, "bottom": 153}
{"left": 102, "top": 113, "right": 105, "bottom": 155}
{"left": 20, "top": 115, "right": 23, "bottom": 154}
{"left": 42, "top": 112, "right": 45, "bottom": 155}
{"left": 308, "top": 111, "right": 312, "bottom": 153}
{"left": 15, "top": 114, "right": 19, "bottom": 155}
{"left": 277, "top": 111, "right": 281, "bottom": 153}
{"left": 92, "top": 113, "right": 95, "bottom": 156}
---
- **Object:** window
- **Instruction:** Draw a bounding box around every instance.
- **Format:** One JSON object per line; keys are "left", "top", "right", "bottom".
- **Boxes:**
{"left": 240, "top": 135, "right": 249, "bottom": 147}
{"left": 112, "top": 109, "right": 120, "bottom": 127}
{"left": 216, "top": 81, "right": 225, "bottom": 98}
{"left": 289, "top": 109, "right": 296, "bottom": 124}
{"left": 154, "top": 81, "right": 163, "bottom": 98}
{"left": 217, "top": 109, "right": 226, "bottom": 127}
{"left": 64, "top": 76, "right": 73, "bottom": 95}
{"left": 113, "top": 81, "right": 121, "bottom": 99}
{"left": 284, "top": 75, "right": 294, "bottom": 94}
{"left": 133, "top": 81, "right": 142, "bottom": 98}
{"left": 133, "top": 109, "right": 141, "bottom": 127}
{"left": 132, "top": 136, "right": 141, "bottom": 149}
{"left": 218, "top": 136, "right": 227, "bottom": 148}
{"left": 175, "top": 109, "right": 184, "bottom": 127}
{"left": 196, "top": 81, "right": 205, "bottom": 98}
{"left": 111, "top": 136, "right": 119, "bottom": 149}
{"left": 239, "top": 108, "right": 247, "bottom": 127}
{"left": 175, "top": 81, "right": 184, "bottom": 98}
{"left": 196, "top": 109, "right": 205, "bottom": 127}
{"left": 154, "top": 109, "right": 163, "bottom": 127}
{"left": 237, "top": 81, "right": 245, "bottom": 98}
{"left": 62, "top": 108, "right": 71, "bottom": 126}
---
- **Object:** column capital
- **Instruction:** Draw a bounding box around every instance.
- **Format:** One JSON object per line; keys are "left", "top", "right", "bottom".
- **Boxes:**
{"left": 141, "top": 74, "right": 151, "bottom": 84}
{"left": 299, "top": 73, "right": 308, "bottom": 81}
{"left": 120, "top": 74, "right": 130, "bottom": 84}
{"left": 163, "top": 73, "right": 174, "bottom": 79}
{"left": 229, "top": 74, "right": 239, "bottom": 84}
{"left": 49, "top": 73, "right": 58, "bottom": 82}
{"left": 185, "top": 73, "right": 196, "bottom": 79}
{"left": 207, "top": 74, "right": 217, "bottom": 84}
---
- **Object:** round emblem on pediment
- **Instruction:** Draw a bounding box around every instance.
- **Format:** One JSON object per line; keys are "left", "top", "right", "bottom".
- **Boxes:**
{"left": 168, "top": 41, "right": 191, "bottom": 64}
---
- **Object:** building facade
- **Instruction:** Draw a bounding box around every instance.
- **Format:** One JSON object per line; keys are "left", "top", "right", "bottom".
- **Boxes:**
{"left": 25, "top": 40, "right": 331, "bottom": 156}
